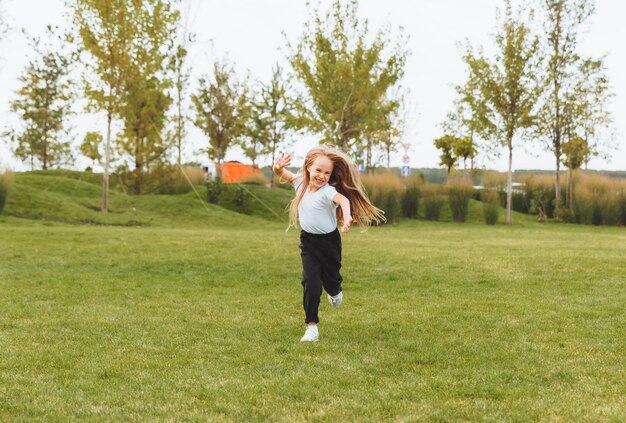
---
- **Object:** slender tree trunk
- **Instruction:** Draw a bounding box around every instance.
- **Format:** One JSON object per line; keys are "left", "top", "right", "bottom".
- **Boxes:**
{"left": 42, "top": 82, "right": 50, "bottom": 170}
{"left": 366, "top": 137, "right": 373, "bottom": 173}
{"left": 506, "top": 141, "right": 513, "bottom": 225}
{"left": 102, "top": 110, "right": 112, "bottom": 213}
{"left": 555, "top": 150, "right": 561, "bottom": 206}
{"left": 270, "top": 142, "right": 277, "bottom": 188}
{"left": 134, "top": 136, "right": 142, "bottom": 195}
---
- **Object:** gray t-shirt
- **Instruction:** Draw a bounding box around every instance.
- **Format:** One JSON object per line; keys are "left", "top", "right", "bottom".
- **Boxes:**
{"left": 293, "top": 175, "right": 338, "bottom": 234}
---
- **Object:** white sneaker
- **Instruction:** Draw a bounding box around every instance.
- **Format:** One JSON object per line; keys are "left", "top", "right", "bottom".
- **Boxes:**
{"left": 300, "top": 325, "right": 319, "bottom": 342}
{"left": 327, "top": 291, "right": 343, "bottom": 308}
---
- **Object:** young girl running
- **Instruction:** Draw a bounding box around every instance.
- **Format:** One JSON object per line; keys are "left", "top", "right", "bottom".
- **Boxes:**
{"left": 272, "top": 145, "right": 385, "bottom": 342}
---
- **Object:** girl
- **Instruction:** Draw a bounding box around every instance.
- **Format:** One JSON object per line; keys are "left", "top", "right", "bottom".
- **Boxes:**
{"left": 272, "top": 145, "right": 385, "bottom": 342}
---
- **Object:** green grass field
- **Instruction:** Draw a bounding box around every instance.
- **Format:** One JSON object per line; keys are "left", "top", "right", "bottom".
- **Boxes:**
{"left": 0, "top": 172, "right": 624, "bottom": 421}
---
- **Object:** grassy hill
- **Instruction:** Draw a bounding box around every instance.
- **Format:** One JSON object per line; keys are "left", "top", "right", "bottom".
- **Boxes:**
{"left": 1, "top": 170, "right": 293, "bottom": 228}
{"left": 1, "top": 170, "right": 536, "bottom": 227}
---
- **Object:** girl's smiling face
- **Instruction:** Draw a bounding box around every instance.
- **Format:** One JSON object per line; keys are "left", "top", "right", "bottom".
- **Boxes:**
{"left": 307, "top": 155, "right": 334, "bottom": 191}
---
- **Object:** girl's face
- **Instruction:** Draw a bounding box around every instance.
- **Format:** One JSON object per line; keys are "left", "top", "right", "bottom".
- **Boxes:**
{"left": 307, "top": 155, "right": 334, "bottom": 190}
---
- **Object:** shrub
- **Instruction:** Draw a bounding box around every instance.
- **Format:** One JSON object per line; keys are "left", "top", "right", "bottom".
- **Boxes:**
{"left": 422, "top": 184, "right": 444, "bottom": 221}
{"left": 233, "top": 185, "right": 251, "bottom": 214}
{"left": 524, "top": 175, "right": 557, "bottom": 219}
{"left": 554, "top": 207, "right": 575, "bottom": 223}
{"left": 511, "top": 191, "right": 529, "bottom": 214}
{"left": 0, "top": 171, "right": 14, "bottom": 214}
{"left": 481, "top": 190, "right": 499, "bottom": 225}
{"left": 447, "top": 178, "right": 473, "bottom": 223}
{"left": 206, "top": 177, "right": 223, "bottom": 204}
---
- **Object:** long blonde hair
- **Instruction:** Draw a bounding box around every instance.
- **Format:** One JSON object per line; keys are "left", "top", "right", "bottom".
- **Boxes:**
{"left": 289, "top": 145, "right": 386, "bottom": 230}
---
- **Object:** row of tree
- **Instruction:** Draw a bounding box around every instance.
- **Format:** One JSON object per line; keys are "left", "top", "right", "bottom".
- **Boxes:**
{"left": 1, "top": 0, "right": 408, "bottom": 212}
{"left": 434, "top": 0, "right": 614, "bottom": 224}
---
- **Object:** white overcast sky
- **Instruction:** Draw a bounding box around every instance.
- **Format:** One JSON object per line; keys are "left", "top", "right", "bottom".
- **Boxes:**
{"left": 0, "top": 0, "right": 624, "bottom": 171}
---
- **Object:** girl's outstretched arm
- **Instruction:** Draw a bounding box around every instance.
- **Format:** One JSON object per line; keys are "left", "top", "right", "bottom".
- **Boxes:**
{"left": 273, "top": 153, "right": 295, "bottom": 183}
{"left": 333, "top": 193, "right": 353, "bottom": 233}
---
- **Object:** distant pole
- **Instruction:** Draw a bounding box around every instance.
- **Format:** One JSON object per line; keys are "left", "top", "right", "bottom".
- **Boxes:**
{"left": 401, "top": 143, "right": 411, "bottom": 177}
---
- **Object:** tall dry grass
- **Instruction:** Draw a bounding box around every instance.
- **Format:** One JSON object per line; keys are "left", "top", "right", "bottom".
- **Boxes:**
{"left": 481, "top": 170, "right": 507, "bottom": 191}
{"left": 361, "top": 172, "right": 403, "bottom": 223}
{"left": 447, "top": 178, "right": 473, "bottom": 223}
{"left": 421, "top": 184, "right": 445, "bottom": 221}
{"left": 241, "top": 173, "right": 269, "bottom": 186}
{"left": 573, "top": 173, "right": 626, "bottom": 226}
{"left": 480, "top": 190, "right": 500, "bottom": 225}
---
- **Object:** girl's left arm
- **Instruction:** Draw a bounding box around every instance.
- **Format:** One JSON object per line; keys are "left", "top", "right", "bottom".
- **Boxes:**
{"left": 333, "top": 193, "right": 353, "bottom": 233}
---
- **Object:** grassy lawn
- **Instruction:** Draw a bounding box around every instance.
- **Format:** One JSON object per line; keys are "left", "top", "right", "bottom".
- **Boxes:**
{"left": 1, "top": 216, "right": 624, "bottom": 421}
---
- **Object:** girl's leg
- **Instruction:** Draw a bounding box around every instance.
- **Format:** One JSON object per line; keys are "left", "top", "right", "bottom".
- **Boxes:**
{"left": 319, "top": 229, "right": 343, "bottom": 297}
{"left": 300, "top": 232, "right": 323, "bottom": 324}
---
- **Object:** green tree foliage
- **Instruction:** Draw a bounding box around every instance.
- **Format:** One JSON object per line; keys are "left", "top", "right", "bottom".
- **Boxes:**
{"left": 434, "top": 135, "right": 459, "bottom": 177}
{"left": 462, "top": 1, "right": 541, "bottom": 224}
{"left": 444, "top": 76, "right": 482, "bottom": 171}
{"left": 452, "top": 136, "right": 476, "bottom": 173}
{"left": 286, "top": 0, "right": 407, "bottom": 154}
{"left": 565, "top": 58, "right": 614, "bottom": 167}
{"left": 535, "top": 0, "right": 595, "bottom": 204}
{"left": 80, "top": 131, "right": 103, "bottom": 167}
{"left": 116, "top": 1, "right": 179, "bottom": 195}
{"left": 6, "top": 26, "right": 73, "bottom": 170}
{"left": 192, "top": 60, "right": 249, "bottom": 178}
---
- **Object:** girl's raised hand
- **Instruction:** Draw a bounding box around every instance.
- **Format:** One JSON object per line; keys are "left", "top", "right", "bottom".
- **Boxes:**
{"left": 273, "top": 152, "right": 292, "bottom": 173}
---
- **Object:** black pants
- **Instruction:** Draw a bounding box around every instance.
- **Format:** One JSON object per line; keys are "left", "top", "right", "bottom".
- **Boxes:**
{"left": 300, "top": 229, "right": 343, "bottom": 324}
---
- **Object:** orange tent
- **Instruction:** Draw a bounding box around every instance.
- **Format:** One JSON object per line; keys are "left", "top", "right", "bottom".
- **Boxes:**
{"left": 220, "top": 161, "right": 260, "bottom": 183}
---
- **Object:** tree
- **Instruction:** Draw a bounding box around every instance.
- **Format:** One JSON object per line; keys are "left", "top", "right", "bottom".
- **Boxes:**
{"left": 166, "top": 0, "right": 194, "bottom": 167}
{"left": 566, "top": 58, "right": 614, "bottom": 169}
{"left": 168, "top": 43, "right": 191, "bottom": 167}
{"left": 80, "top": 131, "right": 103, "bottom": 168}
{"left": 192, "top": 60, "right": 249, "bottom": 178}
{"left": 536, "top": 0, "right": 595, "bottom": 206}
{"left": 445, "top": 75, "right": 483, "bottom": 172}
{"left": 115, "top": 0, "right": 179, "bottom": 195}
{"left": 248, "top": 64, "right": 297, "bottom": 186}
{"left": 240, "top": 64, "right": 296, "bottom": 182}
{"left": 70, "top": 0, "right": 136, "bottom": 211}
{"left": 462, "top": 1, "right": 541, "bottom": 224}
{"left": 117, "top": 75, "right": 173, "bottom": 194}
{"left": 452, "top": 136, "right": 476, "bottom": 174}
{"left": 6, "top": 26, "right": 73, "bottom": 170}
{"left": 372, "top": 87, "right": 408, "bottom": 169}
{"left": 434, "top": 135, "right": 458, "bottom": 177}
{"left": 286, "top": 0, "right": 407, "bottom": 154}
